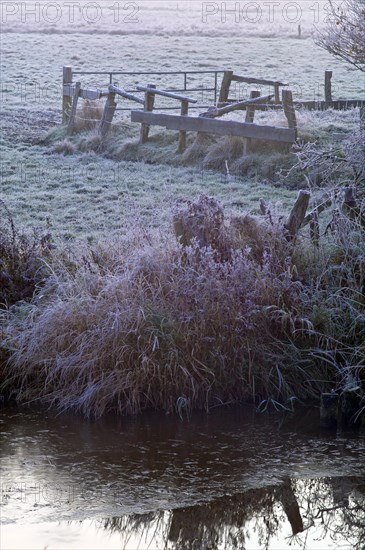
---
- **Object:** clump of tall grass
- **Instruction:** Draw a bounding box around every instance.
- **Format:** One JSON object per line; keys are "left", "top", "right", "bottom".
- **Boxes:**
{"left": 51, "top": 139, "right": 78, "bottom": 155}
{"left": 0, "top": 201, "right": 53, "bottom": 308}
{"left": 2, "top": 194, "right": 364, "bottom": 417}
{"left": 2, "top": 196, "right": 321, "bottom": 416}
{"left": 73, "top": 100, "right": 103, "bottom": 133}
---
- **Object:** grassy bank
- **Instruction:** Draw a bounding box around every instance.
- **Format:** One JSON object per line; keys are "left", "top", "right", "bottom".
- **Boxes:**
{"left": 0, "top": 105, "right": 364, "bottom": 418}
{"left": 1, "top": 189, "right": 364, "bottom": 418}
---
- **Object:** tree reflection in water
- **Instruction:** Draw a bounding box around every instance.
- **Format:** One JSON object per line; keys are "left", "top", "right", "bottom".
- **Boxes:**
{"left": 101, "top": 476, "right": 365, "bottom": 549}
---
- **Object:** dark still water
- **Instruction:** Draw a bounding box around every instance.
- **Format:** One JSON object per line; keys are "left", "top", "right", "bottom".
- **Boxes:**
{"left": 1, "top": 404, "right": 364, "bottom": 549}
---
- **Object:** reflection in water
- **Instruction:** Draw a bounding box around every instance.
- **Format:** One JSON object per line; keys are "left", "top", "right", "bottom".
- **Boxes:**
{"left": 1, "top": 404, "right": 365, "bottom": 548}
{"left": 97, "top": 477, "right": 365, "bottom": 550}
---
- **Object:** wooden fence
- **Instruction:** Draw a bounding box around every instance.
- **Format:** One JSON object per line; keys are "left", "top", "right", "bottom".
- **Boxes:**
{"left": 131, "top": 88, "right": 297, "bottom": 152}
{"left": 62, "top": 66, "right": 364, "bottom": 151}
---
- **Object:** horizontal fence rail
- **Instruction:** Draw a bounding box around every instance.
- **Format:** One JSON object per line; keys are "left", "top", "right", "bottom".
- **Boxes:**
{"left": 131, "top": 111, "right": 297, "bottom": 143}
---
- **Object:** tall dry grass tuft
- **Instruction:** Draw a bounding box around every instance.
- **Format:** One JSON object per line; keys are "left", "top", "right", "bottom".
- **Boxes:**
{"left": 0, "top": 201, "right": 53, "bottom": 308}
{"left": 2, "top": 196, "right": 320, "bottom": 416}
{"left": 182, "top": 133, "right": 215, "bottom": 164}
{"left": 73, "top": 100, "right": 104, "bottom": 133}
{"left": 2, "top": 194, "right": 364, "bottom": 417}
{"left": 203, "top": 136, "right": 245, "bottom": 170}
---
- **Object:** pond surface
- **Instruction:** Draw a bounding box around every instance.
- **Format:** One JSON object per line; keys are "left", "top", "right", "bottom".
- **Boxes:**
{"left": 1, "top": 403, "right": 364, "bottom": 549}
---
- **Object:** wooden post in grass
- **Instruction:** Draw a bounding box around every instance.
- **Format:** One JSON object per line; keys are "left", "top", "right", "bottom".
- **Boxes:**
{"left": 274, "top": 82, "right": 280, "bottom": 104}
{"left": 66, "top": 81, "right": 81, "bottom": 135}
{"left": 325, "top": 70, "right": 332, "bottom": 103}
{"left": 140, "top": 83, "right": 156, "bottom": 143}
{"left": 62, "top": 66, "right": 73, "bottom": 123}
{"left": 244, "top": 90, "right": 260, "bottom": 154}
{"left": 99, "top": 90, "right": 117, "bottom": 137}
{"left": 285, "top": 189, "right": 310, "bottom": 240}
{"left": 177, "top": 99, "right": 189, "bottom": 153}
{"left": 245, "top": 90, "right": 261, "bottom": 123}
{"left": 282, "top": 89, "right": 297, "bottom": 148}
{"left": 218, "top": 70, "right": 233, "bottom": 105}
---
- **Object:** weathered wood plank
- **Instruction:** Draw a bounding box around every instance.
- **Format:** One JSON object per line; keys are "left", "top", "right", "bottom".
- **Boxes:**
{"left": 200, "top": 94, "right": 274, "bottom": 119}
{"left": 109, "top": 84, "right": 144, "bottom": 104}
{"left": 231, "top": 74, "right": 287, "bottom": 87}
{"left": 131, "top": 111, "right": 296, "bottom": 143}
{"left": 136, "top": 86, "right": 197, "bottom": 103}
{"left": 63, "top": 84, "right": 108, "bottom": 101}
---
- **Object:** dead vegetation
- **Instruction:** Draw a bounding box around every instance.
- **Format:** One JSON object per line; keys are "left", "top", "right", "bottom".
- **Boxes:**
{"left": 1, "top": 191, "right": 364, "bottom": 417}
{"left": 0, "top": 201, "right": 53, "bottom": 308}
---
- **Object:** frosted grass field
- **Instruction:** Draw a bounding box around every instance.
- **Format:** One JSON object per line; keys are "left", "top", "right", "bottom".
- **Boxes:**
{"left": 2, "top": 0, "right": 364, "bottom": 110}
{"left": 0, "top": 0, "right": 364, "bottom": 239}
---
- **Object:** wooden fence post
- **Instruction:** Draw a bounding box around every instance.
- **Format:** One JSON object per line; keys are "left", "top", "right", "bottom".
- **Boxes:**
{"left": 282, "top": 89, "right": 297, "bottom": 143}
{"left": 325, "top": 70, "right": 332, "bottom": 103}
{"left": 285, "top": 190, "right": 310, "bottom": 240}
{"left": 244, "top": 90, "right": 260, "bottom": 154}
{"left": 274, "top": 82, "right": 280, "bottom": 104}
{"left": 99, "top": 91, "right": 117, "bottom": 137}
{"left": 177, "top": 100, "right": 189, "bottom": 153}
{"left": 62, "top": 66, "right": 73, "bottom": 123}
{"left": 245, "top": 90, "right": 260, "bottom": 123}
{"left": 140, "top": 83, "right": 156, "bottom": 143}
{"left": 218, "top": 70, "right": 233, "bottom": 105}
{"left": 67, "top": 81, "right": 81, "bottom": 135}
